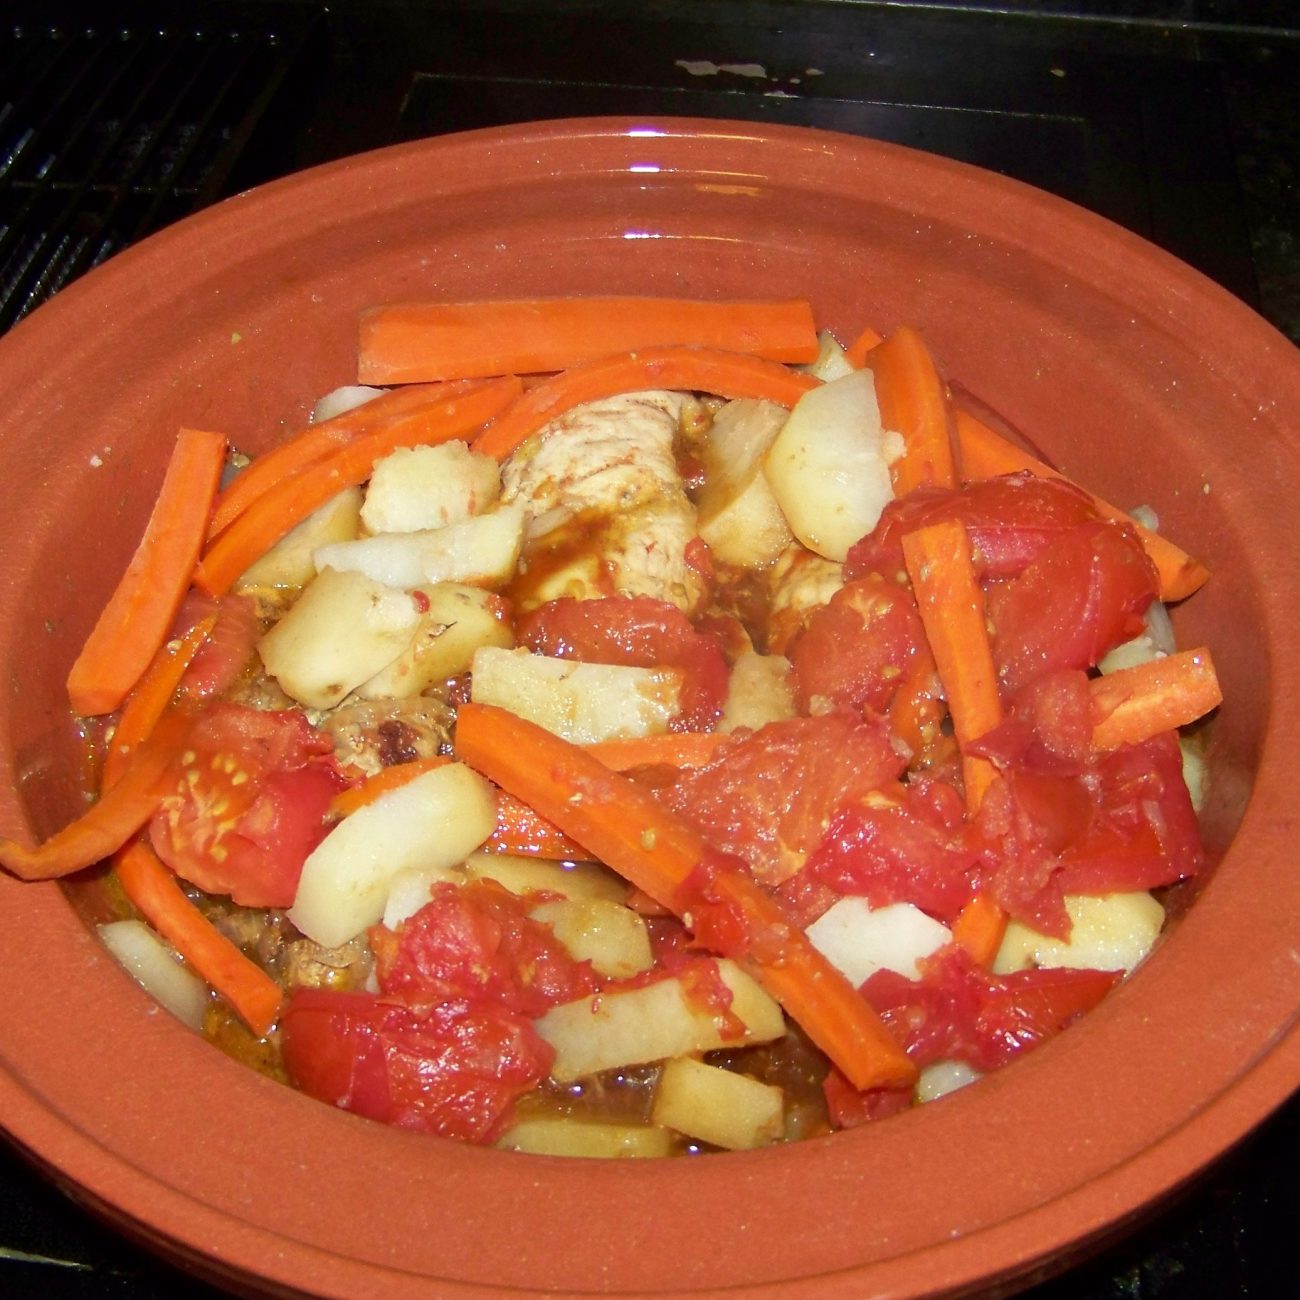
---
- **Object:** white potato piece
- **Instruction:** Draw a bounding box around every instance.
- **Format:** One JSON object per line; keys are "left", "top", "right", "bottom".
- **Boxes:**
{"left": 536, "top": 959, "right": 785, "bottom": 1082}
{"left": 470, "top": 646, "right": 682, "bottom": 744}
{"left": 803, "top": 330, "right": 856, "bottom": 382}
{"left": 312, "top": 384, "right": 384, "bottom": 423}
{"left": 257, "top": 567, "right": 423, "bottom": 709}
{"left": 806, "top": 897, "right": 952, "bottom": 986}
{"left": 361, "top": 441, "right": 501, "bottom": 534}
{"left": 98, "top": 920, "right": 208, "bottom": 1032}
{"left": 234, "top": 487, "right": 363, "bottom": 591}
{"left": 994, "top": 892, "right": 1165, "bottom": 976}
{"left": 289, "top": 763, "right": 496, "bottom": 948}
{"left": 356, "top": 583, "right": 513, "bottom": 699}
{"left": 916, "top": 1060, "right": 981, "bottom": 1104}
{"left": 695, "top": 399, "right": 793, "bottom": 567}
{"left": 314, "top": 505, "right": 524, "bottom": 590}
{"left": 720, "top": 650, "right": 795, "bottom": 733}
{"left": 384, "top": 834, "right": 626, "bottom": 930}
{"left": 764, "top": 369, "right": 901, "bottom": 562}
{"left": 464, "top": 853, "right": 625, "bottom": 903}
{"left": 496, "top": 1117, "right": 674, "bottom": 1158}
{"left": 530, "top": 898, "right": 654, "bottom": 979}
{"left": 652, "top": 1057, "right": 784, "bottom": 1151}
{"left": 381, "top": 862, "right": 464, "bottom": 929}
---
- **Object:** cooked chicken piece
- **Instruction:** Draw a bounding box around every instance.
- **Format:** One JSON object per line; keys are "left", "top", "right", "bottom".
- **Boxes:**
{"left": 198, "top": 898, "right": 374, "bottom": 993}
{"left": 278, "top": 934, "right": 374, "bottom": 992}
{"left": 501, "top": 391, "right": 705, "bottom": 614}
{"left": 319, "top": 695, "right": 455, "bottom": 776}
{"left": 764, "top": 545, "right": 845, "bottom": 654}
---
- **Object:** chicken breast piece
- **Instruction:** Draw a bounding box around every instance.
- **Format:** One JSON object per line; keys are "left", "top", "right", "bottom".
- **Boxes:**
{"left": 764, "top": 545, "right": 845, "bottom": 654}
{"left": 501, "top": 391, "right": 704, "bottom": 614}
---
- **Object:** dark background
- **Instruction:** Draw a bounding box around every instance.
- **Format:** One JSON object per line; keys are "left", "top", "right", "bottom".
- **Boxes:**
{"left": 1, "top": 1, "right": 1296, "bottom": 1295}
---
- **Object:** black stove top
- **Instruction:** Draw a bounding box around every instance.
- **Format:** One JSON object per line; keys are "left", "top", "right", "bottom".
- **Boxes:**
{"left": 1, "top": 1, "right": 1297, "bottom": 1295}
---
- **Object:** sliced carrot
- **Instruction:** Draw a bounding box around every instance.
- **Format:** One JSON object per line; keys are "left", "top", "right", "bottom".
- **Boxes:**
{"left": 454, "top": 702, "right": 916, "bottom": 1092}
{"left": 0, "top": 710, "right": 190, "bottom": 882}
{"left": 952, "top": 893, "right": 1008, "bottom": 968}
{"left": 67, "top": 428, "right": 226, "bottom": 717}
{"left": 1091, "top": 647, "right": 1221, "bottom": 752}
{"left": 114, "top": 839, "right": 282, "bottom": 1037}
{"left": 195, "top": 376, "right": 522, "bottom": 597}
{"left": 901, "top": 518, "right": 1003, "bottom": 814}
{"left": 898, "top": 519, "right": 1010, "bottom": 968}
{"left": 484, "top": 791, "right": 590, "bottom": 860}
{"left": 866, "top": 325, "right": 957, "bottom": 494}
{"left": 209, "top": 381, "right": 461, "bottom": 538}
{"left": 843, "top": 324, "right": 884, "bottom": 368}
{"left": 358, "top": 297, "right": 821, "bottom": 383}
{"left": 471, "top": 347, "right": 820, "bottom": 462}
{"left": 954, "top": 407, "right": 1210, "bottom": 602}
{"left": 102, "top": 616, "right": 216, "bottom": 788}
{"left": 327, "top": 755, "right": 451, "bottom": 819}
{"left": 583, "top": 731, "right": 730, "bottom": 772}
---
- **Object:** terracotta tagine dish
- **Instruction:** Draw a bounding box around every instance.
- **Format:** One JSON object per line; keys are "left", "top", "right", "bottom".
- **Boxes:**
{"left": 0, "top": 118, "right": 1296, "bottom": 1298}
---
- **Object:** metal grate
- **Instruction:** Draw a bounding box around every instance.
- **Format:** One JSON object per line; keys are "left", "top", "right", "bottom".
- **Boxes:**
{"left": 0, "top": 17, "right": 317, "bottom": 332}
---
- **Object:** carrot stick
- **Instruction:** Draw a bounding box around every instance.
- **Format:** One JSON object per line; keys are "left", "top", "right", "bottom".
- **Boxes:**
{"left": 471, "top": 347, "right": 820, "bottom": 462}
{"left": 901, "top": 519, "right": 1003, "bottom": 814}
{"left": 1091, "top": 647, "right": 1221, "bottom": 752}
{"left": 0, "top": 710, "right": 190, "bottom": 881}
{"left": 114, "top": 839, "right": 281, "bottom": 1036}
{"left": 209, "top": 382, "right": 461, "bottom": 538}
{"left": 951, "top": 893, "right": 1008, "bottom": 967}
{"left": 583, "top": 731, "right": 730, "bottom": 772}
{"left": 866, "top": 325, "right": 957, "bottom": 495}
{"left": 103, "top": 616, "right": 216, "bottom": 788}
{"left": 67, "top": 428, "right": 226, "bottom": 717}
{"left": 358, "top": 298, "right": 822, "bottom": 383}
{"left": 327, "top": 755, "right": 451, "bottom": 819}
{"left": 484, "top": 791, "right": 590, "bottom": 860}
{"left": 455, "top": 702, "right": 916, "bottom": 1092}
{"left": 195, "top": 377, "right": 522, "bottom": 597}
{"left": 954, "top": 407, "right": 1210, "bottom": 602}
{"left": 843, "top": 324, "right": 884, "bottom": 368}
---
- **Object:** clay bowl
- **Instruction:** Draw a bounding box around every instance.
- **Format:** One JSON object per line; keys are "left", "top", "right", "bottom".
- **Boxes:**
{"left": 0, "top": 117, "right": 1297, "bottom": 1298}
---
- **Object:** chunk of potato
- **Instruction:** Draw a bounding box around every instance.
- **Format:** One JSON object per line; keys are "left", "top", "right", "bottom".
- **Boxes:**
{"left": 802, "top": 329, "right": 856, "bottom": 382}
{"left": 535, "top": 959, "right": 785, "bottom": 1082}
{"left": 313, "top": 505, "right": 524, "bottom": 590}
{"left": 805, "top": 897, "right": 952, "bottom": 986}
{"left": 695, "top": 399, "right": 793, "bottom": 567}
{"left": 652, "top": 1057, "right": 784, "bottom": 1151}
{"left": 234, "top": 487, "right": 363, "bottom": 592}
{"left": 496, "top": 1118, "right": 674, "bottom": 1158}
{"left": 764, "top": 369, "right": 901, "bottom": 562}
{"left": 360, "top": 440, "right": 500, "bottom": 534}
{"left": 529, "top": 898, "right": 654, "bottom": 978}
{"left": 464, "top": 853, "right": 624, "bottom": 903}
{"left": 994, "top": 892, "right": 1165, "bottom": 976}
{"left": 382, "top": 855, "right": 628, "bottom": 930}
{"left": 356, "top": 583, "right": 513, "bottom": 699}
{"left": 470, "top": 646, "right": 682, "bottom": 743}
{"left": 289, "top": 762, "right": 496, "bottom": 948}
{"left": 257, "top": 568, "right": 422, "bottom": 709}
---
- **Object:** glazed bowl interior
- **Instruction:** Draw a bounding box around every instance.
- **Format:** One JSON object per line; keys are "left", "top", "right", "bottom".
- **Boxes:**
{"left": 0, "top": 118, "right": 1297, "bottom": 1298}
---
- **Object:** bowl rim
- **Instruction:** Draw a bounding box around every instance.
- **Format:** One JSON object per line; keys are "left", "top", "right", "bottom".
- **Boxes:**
{"left": 0, "top": 114, "right": 1298, "bottom": 1298}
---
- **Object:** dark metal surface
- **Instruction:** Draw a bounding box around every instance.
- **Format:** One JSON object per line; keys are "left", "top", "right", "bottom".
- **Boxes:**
{"left": 0, "top": 1, "right": 1296, "bottom": 1295}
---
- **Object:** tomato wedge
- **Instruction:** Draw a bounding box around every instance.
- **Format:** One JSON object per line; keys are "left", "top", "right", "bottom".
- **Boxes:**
{"left": 149, "top": 702, "right": 348, "bottom": 908}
